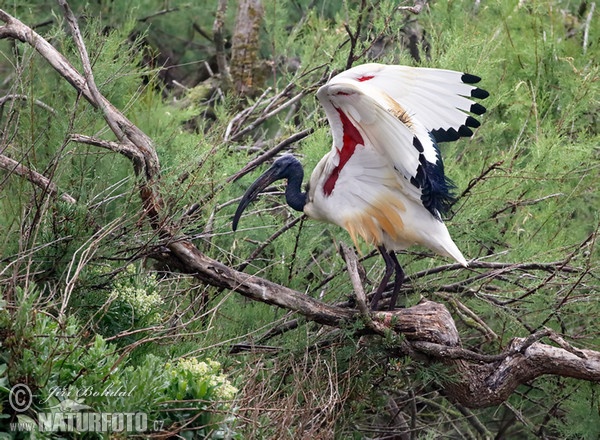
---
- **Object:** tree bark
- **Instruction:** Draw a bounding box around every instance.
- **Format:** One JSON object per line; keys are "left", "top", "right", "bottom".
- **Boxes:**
{"left": 229, "top": 0, "right": 264, "bottom": 95}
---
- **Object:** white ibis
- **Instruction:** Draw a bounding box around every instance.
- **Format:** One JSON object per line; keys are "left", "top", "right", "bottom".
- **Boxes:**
{"left": 233, "top": 63, "right": 488, "bottom": 310}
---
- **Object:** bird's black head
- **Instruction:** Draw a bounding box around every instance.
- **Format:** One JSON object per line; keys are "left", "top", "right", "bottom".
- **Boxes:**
{"left": 232, "top": 154, "right": 306, "bottom": 231}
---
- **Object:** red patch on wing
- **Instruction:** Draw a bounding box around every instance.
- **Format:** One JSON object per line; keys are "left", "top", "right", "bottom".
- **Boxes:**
{"left": 357, "top": 75, "right": 374, "bottom": 82}
{"left": 323, "top": 109, "right": 364, "bottom": 196}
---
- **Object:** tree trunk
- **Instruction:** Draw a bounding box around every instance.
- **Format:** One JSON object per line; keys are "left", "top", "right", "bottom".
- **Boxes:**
{"left": 230, "top": 0, "right": 264, "bottom": 95}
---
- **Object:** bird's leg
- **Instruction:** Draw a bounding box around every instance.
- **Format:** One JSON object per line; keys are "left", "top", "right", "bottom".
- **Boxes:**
{"left": 370, "top": 246, "right": 395, "bottom": 311}
{"left": 370, "top": 247, "right": 405, "bottom": 311}
{"left": 387, "top": 251, "right": 405, "bottom": 311}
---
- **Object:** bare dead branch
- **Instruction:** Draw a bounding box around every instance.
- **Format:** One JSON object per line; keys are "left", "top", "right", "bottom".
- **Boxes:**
{"left": 583, "top": 2, "right": 595, "bottom": 55}
{"left": 69, "top": 134, "right": 143, "bottom": 162}
{"left": 343, "top": 0, "right": 370, "bottom": 69}
{"left": 224, "top": 87, "right": 272, "bottom": 140}
{"left": 340, "top": 243, "right": 370, "bottom": 317}
{"left": 398, "top": 0, "right": 429, "bottom": 15}
{"left": 0, "top": 152, "right": 76, "bottom": 204}
{"left": 226, "top": 88, "right": 310, "bottom": 142}
{"left": 0, "top": 93, "right": 57, "bottom": 114}
{"left": 0, "top": 7, "right": 161, "bottom": 180}
{"left": 138, "top": 7, "right": 180, "bottom": 23}
{"left": 228, "top": 127, "right": 314, "bottom": 183}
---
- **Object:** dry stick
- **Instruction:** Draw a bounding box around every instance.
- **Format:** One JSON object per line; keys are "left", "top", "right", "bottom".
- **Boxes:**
{"left": 138, "top": 7, "right": 180, "bottom": 23}
{"left": 339, "top": 243, "right": 370, "bottom": 317}
{"left": 69, "top": 133, "right": 140, "bottom": 160}
{"left": 456, "top": 160, "right": 504, "bottom": 202}
{"left": 0, "top": 9, "right": 155, "bottom": 178}
{"left": 343, "top": 0, "right": 369, "bottom": 69}
{"left": 353, "top": 3, "right": 405, "bottom": 65}
{"left": 58, "top": 0, "right": 120, "bottom": 139}
{"left": 582, "top": 2, "right": 595, "bottom": 55}
{"left": 0, "top": 153, "right": 76, "bottom": 204}
{"left": 228, "top": 89, "right": 311, "bottom": 142}
{"left": 489, "top": 193, "right": 563, "bottom": 219}
{"left": 235, "top": 215, "right": 305, "bottom": 272}
{"left": 340, "top": 243, "right": 398, "bottom": 337}
{"left": 0, "top": 93, "right": 57, "bottom": 114}
{"left": 434, "top": 291, "right": 499, "bottom": 341}
{"left": 398, "top": 0, "right": 429, "bottom": 14}
{"left": 224, "top": 86, "right": 272, "bottom": 140}
{"left": 56, "top": 2, "right": 163, "bottom": 228}
{"left": 453, "top": 403, "right": 494, "bottom": 439}
{"left": 228, "top": 127, "right": 315, "bottom": 183}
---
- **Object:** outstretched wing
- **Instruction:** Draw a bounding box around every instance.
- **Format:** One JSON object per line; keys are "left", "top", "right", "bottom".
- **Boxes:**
{"left": 316, "top": 74, "right": 472, "bottom": 220}
{"left": 308, "top": 64, "right": 488, "bottom": 263}
{"left": 330, "top": 63, "right": 489, "bottom": 143}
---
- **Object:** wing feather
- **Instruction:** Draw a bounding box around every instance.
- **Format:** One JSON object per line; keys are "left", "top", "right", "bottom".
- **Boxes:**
{"left": 317, "top": 79, "right": 453, "bottom": 218}
{"left": 330, "top": 63, "right": 489, "bottom": 143}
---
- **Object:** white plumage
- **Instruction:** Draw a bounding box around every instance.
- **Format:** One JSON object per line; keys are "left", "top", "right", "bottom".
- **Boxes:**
{"left": 233, "top": 63, "right": 488, "bottom": 309}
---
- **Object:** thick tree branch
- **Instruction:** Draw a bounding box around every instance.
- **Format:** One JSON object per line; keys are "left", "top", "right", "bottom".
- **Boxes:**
{"left": 0, "top": 7, "right": 162, "bottom": 225}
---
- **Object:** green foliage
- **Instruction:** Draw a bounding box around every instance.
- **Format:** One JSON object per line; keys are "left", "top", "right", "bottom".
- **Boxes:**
{"left": 0, "top": 288, "right": 239, "bottom": 438}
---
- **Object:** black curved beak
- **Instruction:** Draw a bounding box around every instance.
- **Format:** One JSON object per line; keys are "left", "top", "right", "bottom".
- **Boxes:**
{"left": 232, "top": 165, "right": 282, "bottom": 231}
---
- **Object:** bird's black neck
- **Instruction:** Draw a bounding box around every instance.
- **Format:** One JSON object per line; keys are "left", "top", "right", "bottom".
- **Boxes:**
{"left": 284, "top": 163, "right": 307, "bottom": 212}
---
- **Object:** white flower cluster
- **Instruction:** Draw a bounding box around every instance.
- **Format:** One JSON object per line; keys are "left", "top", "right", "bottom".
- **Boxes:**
{"left": 110, "top": 266, "right": 163, "bottom": 322}
{"left": 173, "top": 357, "right": 239, "bottom": 402}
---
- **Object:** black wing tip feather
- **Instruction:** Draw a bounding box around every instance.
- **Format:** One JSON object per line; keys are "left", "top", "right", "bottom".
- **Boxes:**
{"left": 461, "top": 72, "right": 489, "bottom": 100}
{"left": 458, "top": 125, "right": 474, "bottom": 137}
{"left": 470, "top": 102, "right": 487, "bottom": 116}
{"left": 471, "top": 88, "right": 490, "bottom": 99}
{"left": 461, "top": 73, "right": 481, "bottom": 84}
{"left": 430, "top": 73, "right": 488, "bottom": 143}
{"left": 465, "top": 115, "right": 481, "bottom": 128}
{"left": 431, "top": 127, "right": 460, "bottom": 143}
{"left": 431, "top": 114, "right": 483, "bottom": 143}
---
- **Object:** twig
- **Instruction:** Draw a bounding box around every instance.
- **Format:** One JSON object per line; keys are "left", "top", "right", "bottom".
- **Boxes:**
{"left": 344, "top": 0, "right": 369, "bottom": 69}
{"left": 339, "top": 243, "right": 369, "bottom": 316}
{"left": 511, "top": 328, "right": 552, "bottom": 353}
{"left": 339, "top": 243, "right": 395, "bottom": 336}
{"left": 434, "top": 291, "right": 499, "bottom": 341}
{"left": 398, "top": 0, "right": 428, "bottom": 15}
{"left": 138, "top": 7, "right": 180, "bottom": 22}
{"left": 582, "top": 2, "right": 595, "bottom": 55}
{"left": 227, "top": 89, "right": 310, "bottom": 142}
{"left": 69, "top": 133, "right": 142, "bottom": 162}
{"left": 490, "top": 193, "right": 563, "bottom": 219}
{"left": 235, "top": 215, "right": 305, "bottom": 272}
{"left": 57, "top": 0, "right": 119, "bottom": 137}
{"left": 224, "top": 86, "right": 272, "bottom": 141}
{"left": 547, "top": 331, "right": 587, "bottom": 359}
{"left": 457, "top": 160, "right": 504, "bottom": 202}
{"left": 228, "top": 127, "right": 315, "bottom": 183}
{"left": 192, "top": 22, "right": 213, "bottom": 42}
{"left": 0, "top": 93, "right": 57, "bottom": 114}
